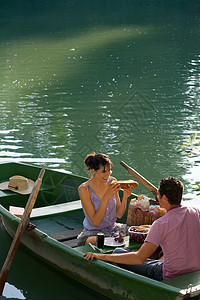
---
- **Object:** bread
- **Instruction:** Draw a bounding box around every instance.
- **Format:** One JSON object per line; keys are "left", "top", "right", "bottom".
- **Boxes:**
{"left": 111, "top": 180, "right": 139, "bottom": 189}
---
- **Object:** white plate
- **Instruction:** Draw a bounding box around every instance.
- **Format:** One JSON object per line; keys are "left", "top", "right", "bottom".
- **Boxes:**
{"left": 104, "top": 237, "right": 126, "bottom": 247}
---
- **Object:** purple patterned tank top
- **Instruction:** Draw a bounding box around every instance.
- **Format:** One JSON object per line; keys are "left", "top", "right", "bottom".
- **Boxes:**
{"left": 82, "top": 178, "right": 117, "bottom": 233}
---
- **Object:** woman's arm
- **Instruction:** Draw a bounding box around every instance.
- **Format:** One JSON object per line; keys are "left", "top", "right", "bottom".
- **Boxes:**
{"left": 116, "top": 184, "right": 135, "bottom": 219}
{"left": 78, "top": 182, "right": 120, "bottom": 226}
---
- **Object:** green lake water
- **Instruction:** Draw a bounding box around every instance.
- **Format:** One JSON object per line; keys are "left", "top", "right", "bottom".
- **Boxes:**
{"left": 0, "top": 0, "right": 200, "bottom": 299}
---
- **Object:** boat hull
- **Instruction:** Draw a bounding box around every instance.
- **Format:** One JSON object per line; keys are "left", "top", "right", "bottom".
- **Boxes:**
{"left": 1, "top": 208, "right": 180, "bottom": 300}
{"left": 0, "top": 162, "right": 200, "bottom": 300}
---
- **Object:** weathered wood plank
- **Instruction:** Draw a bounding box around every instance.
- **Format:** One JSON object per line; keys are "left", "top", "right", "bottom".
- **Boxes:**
{"left": 62, "top": 239, "right": 80, "bottom": 248}
{"left": 49, "top": 228, "right": 82, "bottom": 242}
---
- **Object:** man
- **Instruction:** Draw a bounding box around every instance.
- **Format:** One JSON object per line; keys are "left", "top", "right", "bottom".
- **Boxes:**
{"left": 84, "top": 177, "right": 200, "bottom": 281}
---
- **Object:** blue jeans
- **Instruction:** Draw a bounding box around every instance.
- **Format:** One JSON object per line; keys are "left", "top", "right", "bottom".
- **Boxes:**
{"left": 113, "top": 248, "right": 163, "bottom": 281}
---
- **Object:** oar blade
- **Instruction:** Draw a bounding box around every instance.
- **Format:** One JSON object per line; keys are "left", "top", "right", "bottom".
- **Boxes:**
{"left": 120, "top": 161, "right": 158, "bottom": 197}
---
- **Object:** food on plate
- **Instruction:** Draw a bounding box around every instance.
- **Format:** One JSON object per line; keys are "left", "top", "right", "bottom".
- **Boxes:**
{"left": 114, "top": 233, "right": 124, "bottom": 243}
{"left": 111, "top": 180, "right": 139, "bottom": 189}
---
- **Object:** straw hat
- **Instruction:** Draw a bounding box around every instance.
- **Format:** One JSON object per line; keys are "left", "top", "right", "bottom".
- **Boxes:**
{"left": 0, "top": 175, "right": 35, "bottom": 195}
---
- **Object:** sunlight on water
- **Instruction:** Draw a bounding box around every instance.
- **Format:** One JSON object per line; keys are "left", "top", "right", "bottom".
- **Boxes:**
{"left": 0, "top": 25, "right": 156, "bottom": 99}
{"left": 3, "top": 283, "right": 26, "bottom": 299}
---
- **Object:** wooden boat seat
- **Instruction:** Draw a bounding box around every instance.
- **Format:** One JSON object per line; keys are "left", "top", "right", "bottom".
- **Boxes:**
{"left": 49, "top": 227, "right": 83, "bottom": 248}
{"left": 30, "top": 200, "right": 82, "bottom": 219}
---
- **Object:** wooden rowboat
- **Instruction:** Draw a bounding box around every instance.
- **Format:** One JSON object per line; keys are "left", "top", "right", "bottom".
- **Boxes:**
{"left": 0, "top": 162, "right": 200, "bottom": 300}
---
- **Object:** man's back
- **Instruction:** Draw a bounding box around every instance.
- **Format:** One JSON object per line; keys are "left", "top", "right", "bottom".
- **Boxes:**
{"left": 146, "top": 205, "right": 200, "bottom": 279}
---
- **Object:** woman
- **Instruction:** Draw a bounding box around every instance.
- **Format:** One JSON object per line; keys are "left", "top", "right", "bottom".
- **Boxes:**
{"left": 77, "top": 152, "right": 136, "bottom": 246}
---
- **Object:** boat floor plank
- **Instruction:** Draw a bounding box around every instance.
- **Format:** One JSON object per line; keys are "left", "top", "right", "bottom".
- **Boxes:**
{"left": 62, "top": 239, "right": 80, "bottom": 248}
{"left": 49, "top": 228, "right": 82, "bottom": 242}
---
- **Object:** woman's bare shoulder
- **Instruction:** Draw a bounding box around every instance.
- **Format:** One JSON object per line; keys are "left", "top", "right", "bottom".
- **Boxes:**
{"left": 78, "top": 180, "right": 91, "bottom": 192}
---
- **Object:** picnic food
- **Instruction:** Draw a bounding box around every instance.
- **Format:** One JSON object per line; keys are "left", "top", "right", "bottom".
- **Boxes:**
{"left": 114, "top": 233, "right": 124, "bottom": 243}
{"left": 128, "top": 225, "right": 151, "bottom": 243}
{"left": 130, "top": 196, "right": 150, "bottom": 210}
{"left": 111, "top": 180, "right": 139, "bottom": 189}
{"left": 126, "top": 195, "right": 166, "bottom": 226}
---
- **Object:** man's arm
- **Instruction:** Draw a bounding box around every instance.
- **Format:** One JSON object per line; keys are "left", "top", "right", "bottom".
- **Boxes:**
{"left": 84, "top": 241, "right": 158, "bottom": 265}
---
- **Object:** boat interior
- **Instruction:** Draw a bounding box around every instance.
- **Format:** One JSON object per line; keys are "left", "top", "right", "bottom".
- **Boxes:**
{"left": 0, "top": 162, "right": 136, "bottom": 249}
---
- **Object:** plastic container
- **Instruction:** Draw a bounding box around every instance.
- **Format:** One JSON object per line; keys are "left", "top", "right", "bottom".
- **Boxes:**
{"left": 128, "top": 225, "right": 150, "bottom": 243}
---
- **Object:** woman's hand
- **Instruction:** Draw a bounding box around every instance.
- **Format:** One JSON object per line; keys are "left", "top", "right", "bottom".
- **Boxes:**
{"left": 122, "top": 184, "right": 135, "bottom": 198}
{"left": 103, "top": 182, "right": 121, "bottom": 200}
{"left": 116, "top": 184, "right": 135, "bottom": 219}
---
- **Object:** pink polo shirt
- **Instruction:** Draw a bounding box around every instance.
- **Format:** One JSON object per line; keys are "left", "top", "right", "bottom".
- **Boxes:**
{"left": 146, "top": 205, "right": 200, "bottom": 280}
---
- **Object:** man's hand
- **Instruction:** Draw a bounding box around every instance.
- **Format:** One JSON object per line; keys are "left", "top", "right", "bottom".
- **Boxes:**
{"left": 84, "top": 252, "right": 102, "bottom": 261}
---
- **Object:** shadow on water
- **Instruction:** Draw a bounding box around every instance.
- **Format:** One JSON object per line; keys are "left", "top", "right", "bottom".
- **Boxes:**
{"left": 1, "top": 0, "right": 199, "bottom": 62}
{"left": 0, "top": 0, "right": 199, "bottom": 41}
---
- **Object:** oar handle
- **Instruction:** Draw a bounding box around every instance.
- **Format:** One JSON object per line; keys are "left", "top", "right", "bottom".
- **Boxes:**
{"left": 0, "top": 169, "right": 45, "bottom": 295}
{"left": 20, "top": 169, "right": 45, "bottom": 225}
{"left": 120, "top": 161, "right": 158, "bottom": 197}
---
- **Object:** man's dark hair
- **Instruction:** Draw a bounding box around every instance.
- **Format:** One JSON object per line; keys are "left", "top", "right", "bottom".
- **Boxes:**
{"left": 158, "top": 177, "right": 184, "bottom": 205}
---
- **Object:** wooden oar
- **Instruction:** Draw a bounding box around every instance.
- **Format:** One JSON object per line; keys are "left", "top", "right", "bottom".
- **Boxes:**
{"left": 0, "top": 169, "right": 45, "bottom": 295}
{"left": 120, "top": 161, "right": 158, "bottom": 197}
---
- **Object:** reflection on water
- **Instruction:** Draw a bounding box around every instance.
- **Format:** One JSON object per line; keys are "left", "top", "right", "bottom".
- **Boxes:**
{"left": 0, "top": 0, "right": 200, "bottom": 298}
{"left": 2, "top": 283, "right": 26, "bottom": 300}
{"left": 0, "top": 1, "right": 199, "bottom": 187}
